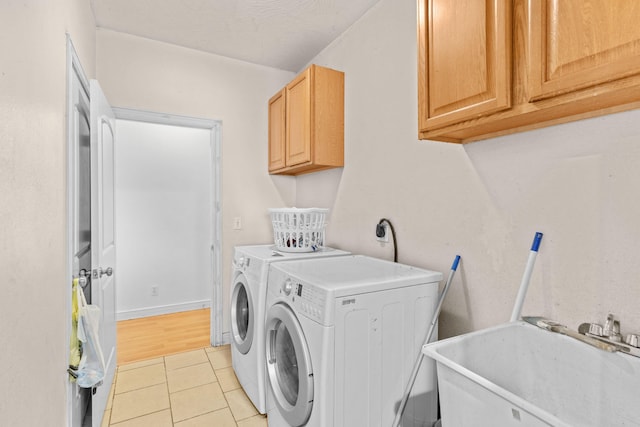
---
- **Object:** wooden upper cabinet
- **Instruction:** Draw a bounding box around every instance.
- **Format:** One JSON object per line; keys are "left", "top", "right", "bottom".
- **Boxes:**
{"left": 286, "top": 70, "right": 312, "bottom": 167}
{"left": 528, "top": 1, "right": 640, "bottom": 101}
{"left": 268, "top": 89, "right": 286, "bottom": 172}
{"left": 418, "top": 0, "right": 511, "bottom": 131}
{"left": 269, "top": 64, "right": 344, "bottom": 175}
{"left": 418, "top": 0, "right": 640, "bottom": 143}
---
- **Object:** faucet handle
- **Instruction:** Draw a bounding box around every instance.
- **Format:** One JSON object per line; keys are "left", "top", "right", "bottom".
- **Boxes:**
{"left": 588, "top": 323, "right": 604, "bottom": 336}
{"left": 625, "top": 334, "right": 640, "bottom": 348}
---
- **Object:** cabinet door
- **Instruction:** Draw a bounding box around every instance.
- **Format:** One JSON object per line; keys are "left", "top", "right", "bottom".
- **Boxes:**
{"left": 528, "top": 0, "right": 640, "bottom": 101}
{"left": 286, "top": 68, "right": 312, "bottom": 167}
{"left": 418, "top": 0, "right": 511, "bottom": 131}
{"left": 268, "top": 89, "right": 286, "bottom": 172}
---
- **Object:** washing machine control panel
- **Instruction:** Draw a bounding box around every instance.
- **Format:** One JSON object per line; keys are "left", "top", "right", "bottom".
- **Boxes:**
{"left": 282, "top": 278, "right": 294, "bottom": 296}
{"left": 281, "top": 277, "right": 326, "bottom": 323}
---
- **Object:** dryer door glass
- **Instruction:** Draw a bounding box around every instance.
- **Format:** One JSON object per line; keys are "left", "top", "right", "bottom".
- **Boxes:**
{"left": 274, "top": 323, "right": 298, "bottom": 405}
{"left": 236, "top": 286, "right": 249, "bottom": 339}
{"left": 266, "top": 303, "right": 313, "bottom": 426}
{"left": 231, "top": 274, "right": 254, "bottom": 354}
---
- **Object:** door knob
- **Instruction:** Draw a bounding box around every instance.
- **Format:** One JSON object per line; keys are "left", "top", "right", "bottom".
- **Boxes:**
{"left": 93, "top": 267, "right": 113, "bottom": 278}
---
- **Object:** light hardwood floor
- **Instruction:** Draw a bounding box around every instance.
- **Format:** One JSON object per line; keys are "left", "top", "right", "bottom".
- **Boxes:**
{"left": 117, "top": 308, "right": 211, "bottom": 365}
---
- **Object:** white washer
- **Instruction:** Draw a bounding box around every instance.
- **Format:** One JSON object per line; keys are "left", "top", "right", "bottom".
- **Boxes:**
{"left": 230, "top": 244, "right": 350, "bottom": 414}
{"left": 265, "top": 255, "right": 443, "bottom": 427}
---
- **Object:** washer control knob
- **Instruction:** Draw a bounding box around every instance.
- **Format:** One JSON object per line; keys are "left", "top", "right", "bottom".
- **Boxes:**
{"left": 282, "top": 279, "right": 293, "bottom": 296}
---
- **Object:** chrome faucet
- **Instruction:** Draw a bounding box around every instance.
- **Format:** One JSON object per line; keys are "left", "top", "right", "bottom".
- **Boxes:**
{"left": 579, "top": 313, "right": 640, "bottom": 356}
{"left": 603, "top": 313, "right": 622, "bottom": 342}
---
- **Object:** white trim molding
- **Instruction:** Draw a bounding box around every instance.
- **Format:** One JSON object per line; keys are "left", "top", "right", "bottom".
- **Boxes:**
{"left": 116, "top": 299, "right": 212, "bottom": 321}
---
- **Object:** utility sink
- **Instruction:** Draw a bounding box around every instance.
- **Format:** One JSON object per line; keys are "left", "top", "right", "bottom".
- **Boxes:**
{"left": 423, "top": 321, "right": 640, "bottom": 426}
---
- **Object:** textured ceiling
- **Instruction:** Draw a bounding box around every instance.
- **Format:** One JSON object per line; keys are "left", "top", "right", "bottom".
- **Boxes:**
{"left": 90, "top": 0, "right": 382, "bottom": 72}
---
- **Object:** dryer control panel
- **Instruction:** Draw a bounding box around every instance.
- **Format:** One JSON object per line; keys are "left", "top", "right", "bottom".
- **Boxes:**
{"left": 267, "top": 265, "right": 334, "bottom": 325}
{"left": 277, "top": 275, "right": 327, "bottom": 325}
{"left": 293, "top": 281, "right": 326, "bottom": 323}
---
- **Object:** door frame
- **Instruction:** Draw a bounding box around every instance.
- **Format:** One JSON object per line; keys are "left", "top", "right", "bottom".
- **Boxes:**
{"left": 112, "top": 107, "right": 223, "bottom": 347}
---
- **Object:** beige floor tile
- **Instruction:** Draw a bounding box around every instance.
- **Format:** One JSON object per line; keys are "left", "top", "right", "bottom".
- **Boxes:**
{"left": 237, "top": 414, "right": 268, "bottom": 427}
{"left": 225, "top": 389, "right": 258, "bottom": 421}
{"left": 115, "top": 363, "right": 166, "bottom": 394}
{"left": 214, "top": 366, "right": 241, "bottom": 392}
{"left": 167, "top": 362, "right": 217, "bottom": 393}
{"left": 110, "top": 409, "right": 173, "bottom": 427}
{"left": 118, "top": 357, "right": 164, "bottom": 372}
{"left": 208, "top": 346, "right": 232, "bottom": 370}
{"left": 174, "top": 407, "right": 237, "bottom": 427}
{"left": 165, "top": 349, "right": 209, "bottom": 371}
{"left": 110, "top": 383, "right": 170, "bottom": 424}
{"left": 170, "top": 382, "right": 228, "bottom": 422}
{"left": 100, "top": 409, "right": 110, "bottom": 427}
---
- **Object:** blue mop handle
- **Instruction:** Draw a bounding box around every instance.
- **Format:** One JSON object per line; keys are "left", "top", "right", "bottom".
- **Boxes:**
{"left": 392, "top": 254, "right": 461, "bottom": 427}
{"left": 451, "top": 254, "right": 461, "bottom": 271}
{"left": 531, "top": 232, "right": 543, "bottom": 252}
{"left": 427, "top": 255, "right": 460, "bottom": 330}
{"left": 510, "top": 232, "right": 544, "bottom": 322}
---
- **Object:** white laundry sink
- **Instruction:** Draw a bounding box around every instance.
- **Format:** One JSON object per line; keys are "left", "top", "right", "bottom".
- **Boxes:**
{"left": 423, "top": 321, "right": 640, "bottom": 426}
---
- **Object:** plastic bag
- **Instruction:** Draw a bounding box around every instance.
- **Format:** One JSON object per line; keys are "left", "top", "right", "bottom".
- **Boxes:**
{"left": 75, "top": 283, "right": 106, "bottom": 388}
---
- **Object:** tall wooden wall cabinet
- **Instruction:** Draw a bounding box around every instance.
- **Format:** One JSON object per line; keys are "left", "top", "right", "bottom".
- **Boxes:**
{"left": 418, "top": 0, "right": 640, "bottom": 143}
{"left": 269, "top": 64, "right": 344, "bottom": 175}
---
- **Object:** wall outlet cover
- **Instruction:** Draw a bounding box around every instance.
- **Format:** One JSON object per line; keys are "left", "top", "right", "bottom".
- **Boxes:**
{"left": 376, "top": 223, "right": 389, "bottom": 242}
{"left": 233, "top": 216, "right": 242, "bottom": 230}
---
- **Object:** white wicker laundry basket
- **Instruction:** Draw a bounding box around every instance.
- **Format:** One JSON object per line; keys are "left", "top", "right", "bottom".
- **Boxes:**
{"left": 268, "top": 208, "right": 328, "bottom": 252}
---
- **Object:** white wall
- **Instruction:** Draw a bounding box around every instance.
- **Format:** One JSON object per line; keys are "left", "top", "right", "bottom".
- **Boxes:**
{"left": 115, "top": 120, "right": 213, "bottom": 319}
{"left": 299, "top": 0, "right": 640, "bottom": 338}
{"left": 0, "top": 1, "right": 95, "bottom": 425}
{"left": 96, "top": 29, "right": 296, "bottom": 333}
{"left": 3, "top": 2, "right": 637, "bottom": 423}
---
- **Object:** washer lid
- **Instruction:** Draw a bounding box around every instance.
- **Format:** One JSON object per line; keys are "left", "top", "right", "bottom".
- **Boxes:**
{"left": 271, "top": 255, "right": 443, "bottom": 297}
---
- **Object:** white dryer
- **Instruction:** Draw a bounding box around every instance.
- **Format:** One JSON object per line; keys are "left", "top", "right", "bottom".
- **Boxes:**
{"left": 229, "top": 245, "right": 350, "bottom": 414}
{"left": 265, "top": 255, "right": 443, "bottom": 427}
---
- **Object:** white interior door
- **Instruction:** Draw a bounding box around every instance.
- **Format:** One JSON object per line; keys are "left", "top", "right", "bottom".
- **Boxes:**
{"left": 90, "top": 79, "right": 117, "bottom": 427}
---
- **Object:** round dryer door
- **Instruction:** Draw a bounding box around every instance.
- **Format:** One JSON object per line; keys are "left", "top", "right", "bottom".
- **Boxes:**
{"left": 265, "top": 302, "right": 313, "bottom": 427}
{"left": 231, "top": 273, "right": 254, "bottom": 354}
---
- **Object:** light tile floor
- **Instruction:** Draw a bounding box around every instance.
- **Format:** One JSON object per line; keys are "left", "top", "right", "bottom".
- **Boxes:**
{"left": 102, "top": 345, "right": 268, "bottom": 427}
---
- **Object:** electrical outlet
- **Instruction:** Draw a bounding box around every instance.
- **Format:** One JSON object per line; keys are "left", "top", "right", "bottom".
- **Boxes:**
{"left": 233, "top": 216, "right": 242, "bottom": 230}
{"left": 151, "top": 285, "right": 159, "bottom": 296}
{"left": 376, "top": 223, "right": 389, "bottom": 242}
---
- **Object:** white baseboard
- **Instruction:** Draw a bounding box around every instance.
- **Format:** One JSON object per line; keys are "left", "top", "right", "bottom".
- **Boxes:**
{"left": 117, "top": 299, "right": 211, "bottom": 321}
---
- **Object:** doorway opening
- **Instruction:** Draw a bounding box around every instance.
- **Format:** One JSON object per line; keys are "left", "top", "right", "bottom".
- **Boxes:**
{"left": 112, "top": 108, "right": 223, "bottom": 362}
